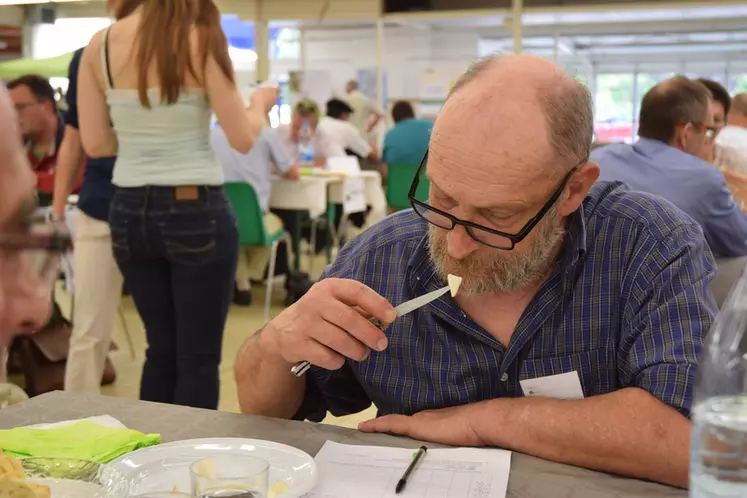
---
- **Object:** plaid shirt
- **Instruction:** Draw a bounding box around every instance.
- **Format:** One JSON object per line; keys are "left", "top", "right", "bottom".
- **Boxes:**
{"left": 295, "top": 181, "right": 716, "bottom": 422}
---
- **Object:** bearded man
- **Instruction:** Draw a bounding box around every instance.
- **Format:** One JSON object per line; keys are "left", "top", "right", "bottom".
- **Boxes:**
{"left": 235, "top": 55, "right": 715, "bottom": 489}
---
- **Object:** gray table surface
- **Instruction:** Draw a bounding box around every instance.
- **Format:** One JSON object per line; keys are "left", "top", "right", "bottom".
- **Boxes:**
{"left": 0, "top": 392, "right": 686, "bottom": 498}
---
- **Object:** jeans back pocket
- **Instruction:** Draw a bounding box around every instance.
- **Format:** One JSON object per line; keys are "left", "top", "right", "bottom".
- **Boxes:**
{"left": 159, "top": 218, "right": 218, "bottom": 267}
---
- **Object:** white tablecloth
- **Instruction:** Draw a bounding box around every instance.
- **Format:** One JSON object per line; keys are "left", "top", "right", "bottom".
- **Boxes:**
{"left": 328, "top": 171, "right": 387, "bottom": 227}
{"left": 269, "top": 176, "right": 336, "bottom": 218}
{"left": 270, "top": 171, "right": 386, "bottom": 226}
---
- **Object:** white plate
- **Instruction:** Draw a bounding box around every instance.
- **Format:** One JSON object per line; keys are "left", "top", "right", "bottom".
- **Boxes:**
{"left": 109, "top": 438, "right": 317, "bottom": 497}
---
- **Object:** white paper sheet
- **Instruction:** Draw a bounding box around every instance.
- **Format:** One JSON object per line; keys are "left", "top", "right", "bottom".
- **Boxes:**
{"left": 304, "top": 441, "right": 511, "bottom": 498}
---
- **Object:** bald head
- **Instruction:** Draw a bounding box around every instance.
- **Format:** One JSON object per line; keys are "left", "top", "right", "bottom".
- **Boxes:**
{"left": 444, "top": 55, "right": 592, "bottom": 170}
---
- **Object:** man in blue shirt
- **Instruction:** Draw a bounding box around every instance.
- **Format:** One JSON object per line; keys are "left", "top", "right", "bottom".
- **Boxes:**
{"left": 382, "top": 101, "right": 433, "bottom": 168}
{"left": 235, "top": 55, "right": 715, "bottom": 488}
{"left": 51, "top": 47, "right": 123, "bottom": 393}
{"left": 592, "top": 76, "right": 747, "bottom": 257}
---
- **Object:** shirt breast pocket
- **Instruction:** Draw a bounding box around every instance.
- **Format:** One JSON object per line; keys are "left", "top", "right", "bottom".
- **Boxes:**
{"left": 518, "top": 349, "right": 617, "bottom": 398}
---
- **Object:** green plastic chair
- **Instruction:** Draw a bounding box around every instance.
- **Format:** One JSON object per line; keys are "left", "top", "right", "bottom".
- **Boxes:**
{"left": 224, "top": 182, "right": 290, "bottom": 322}
{"left": 386, "top": 164, "right": 430, "bottom": 210}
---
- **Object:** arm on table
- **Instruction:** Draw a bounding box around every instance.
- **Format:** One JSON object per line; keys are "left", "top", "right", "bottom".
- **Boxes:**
{"left": 266, "top": 128, "right": 299, "bottom": 180}
{"left": 484, "top": 388, "right": 689, "bottom": 487}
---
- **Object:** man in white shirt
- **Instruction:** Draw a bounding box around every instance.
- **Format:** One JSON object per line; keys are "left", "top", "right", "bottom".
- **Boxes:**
{"left": 317, "top": 98, "right": 378, "bottom": 162}
{"left": 344, "top": 80, "right": 383, "bottom": 139}
{"left": 717, "top": 93, "right": 747, "bottom": 159}
{"left": 211, "top": 123, "right": 299, "bottom": 306}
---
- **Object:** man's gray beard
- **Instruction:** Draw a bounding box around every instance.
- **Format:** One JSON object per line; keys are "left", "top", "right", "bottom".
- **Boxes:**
{"left": 427, "top": 207, "right": 567, "bottom": 295}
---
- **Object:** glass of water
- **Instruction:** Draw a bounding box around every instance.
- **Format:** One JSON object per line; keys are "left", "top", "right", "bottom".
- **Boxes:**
{"left": 190, "top": 455, "right": 269, "bottom": 498}
{"left": 690, "top": 265, "right": 747, "bottom": 497}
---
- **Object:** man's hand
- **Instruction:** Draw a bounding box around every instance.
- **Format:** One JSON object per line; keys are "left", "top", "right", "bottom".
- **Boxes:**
{"left": 358, "top": 403, "right": 489, "bottom": 447}
{"left": 262, "top": 278, "right": 396, "bottom": 370}
{"left": 283, "top": 163, "right": 301, "bottom": 181}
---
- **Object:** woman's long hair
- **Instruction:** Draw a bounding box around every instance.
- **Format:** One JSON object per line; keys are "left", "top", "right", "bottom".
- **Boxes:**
{"left": 118, "top": 0, "right": 235, "bottom": 108}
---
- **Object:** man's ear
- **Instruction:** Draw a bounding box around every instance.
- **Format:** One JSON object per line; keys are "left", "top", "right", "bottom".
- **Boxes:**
{"left": 672, "top": 123, "right": 691, "bottom": 150}
{"left": 558, "top": 162, "right": 600, "bottom": 217}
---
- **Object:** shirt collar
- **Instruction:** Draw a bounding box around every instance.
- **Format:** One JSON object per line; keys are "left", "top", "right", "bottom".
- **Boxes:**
{"left": 407, "top": 205, "right": 588, "bottom": 293}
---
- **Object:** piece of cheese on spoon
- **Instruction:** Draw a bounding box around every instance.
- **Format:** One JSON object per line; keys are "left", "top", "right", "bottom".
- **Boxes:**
{"left": 447, "top": 274, "right": 463, "bottom": 297}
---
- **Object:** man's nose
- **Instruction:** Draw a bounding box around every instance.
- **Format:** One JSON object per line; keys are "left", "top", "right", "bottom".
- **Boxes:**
{"left": 446, "top": 225, "right": 481, "bottom": 260}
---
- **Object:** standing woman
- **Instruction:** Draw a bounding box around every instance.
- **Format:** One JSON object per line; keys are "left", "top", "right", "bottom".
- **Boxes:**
{"left": 77, "top": 0, "right": 276, "bottom": 409}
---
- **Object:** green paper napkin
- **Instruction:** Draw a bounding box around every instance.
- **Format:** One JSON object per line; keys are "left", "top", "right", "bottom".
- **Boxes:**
{"left": 0, "top": 421, "right": 161, "bottom": 463}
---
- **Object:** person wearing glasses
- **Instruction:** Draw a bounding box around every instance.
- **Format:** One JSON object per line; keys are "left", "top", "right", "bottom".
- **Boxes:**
{"left": 6, "top": 75, "right": 85, "bottom": 206}
{"left": 235, "top": 55, "right": 714, "bottom": 488}
{"left": 592, "top": 76, "right": 747, "bottom": 257}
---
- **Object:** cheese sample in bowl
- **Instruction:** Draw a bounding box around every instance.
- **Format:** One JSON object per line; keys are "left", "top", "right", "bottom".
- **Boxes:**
{"left": 447, "top": 274, "right": 463, "bottom": 297}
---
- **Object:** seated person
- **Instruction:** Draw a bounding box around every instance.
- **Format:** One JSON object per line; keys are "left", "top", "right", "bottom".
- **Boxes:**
{"left": 592, "top": 76, "right": 747, "bottom": 257}
{"left": 235, "top": 55, "right": 714, "bottom": 488}
{"left": 211, "top": 108, "right": 300, "bottom": 306}
{"left": 382, "top": 101, "right": 433, "bottom": 175}
{"left": 318, "top": 98, "right": 378, "bottom": 163}
{"left": 7, "top": 75, "right": 84, "bottom": 205}
{"left": 276, "top": 99, "right": 327, "bottom": 166}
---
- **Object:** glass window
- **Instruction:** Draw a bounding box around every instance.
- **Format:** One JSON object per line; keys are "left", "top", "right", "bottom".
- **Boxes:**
{"left": 731, "top": 74, "right": 747, "bottom": 94}
{"left": 594, "top": 74, "right": 634, "bottom": 144}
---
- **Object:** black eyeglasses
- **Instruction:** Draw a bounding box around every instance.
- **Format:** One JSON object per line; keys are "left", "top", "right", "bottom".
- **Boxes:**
{"left": 408, "top": 152, "right": 585, "bottom": 250}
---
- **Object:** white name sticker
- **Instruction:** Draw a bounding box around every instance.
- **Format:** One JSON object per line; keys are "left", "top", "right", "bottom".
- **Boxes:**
{"left": 519, "top": 371, "right": 585, "bottom": 400}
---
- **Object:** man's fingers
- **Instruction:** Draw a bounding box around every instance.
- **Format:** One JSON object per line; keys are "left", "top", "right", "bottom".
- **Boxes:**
{"left": 302, "top": 339, "right": 347, "bottom": 371}
{"left": 309, "top": 314, "right": 371, "bottom": 361}
{"left": 322, "top": 279, "right": 396, "bottom": 324}
{"left": 318, "top": 299, "right": 389, "bottom": 352}
{"left": 358, "top": 415, "right": 412, "bottom": 435}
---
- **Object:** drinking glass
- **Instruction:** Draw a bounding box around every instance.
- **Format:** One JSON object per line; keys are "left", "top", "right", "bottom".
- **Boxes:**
{"left": 190, "top": 454, "right": 269, "bottom": 498}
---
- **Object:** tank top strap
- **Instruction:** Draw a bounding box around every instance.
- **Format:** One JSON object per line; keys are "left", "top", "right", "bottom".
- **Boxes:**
{"left": 99, "top": 26, "right": 114, "bottom": 90}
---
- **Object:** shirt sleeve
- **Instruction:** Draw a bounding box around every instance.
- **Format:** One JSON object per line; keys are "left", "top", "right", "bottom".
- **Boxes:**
{"left": 292, "top": 246, "right": 374, "bottom": 422}
{"left": 619, "top": 221, "right": 716, "bottom": 418}
{"left": 699, "top": 172, "right": 747, "bottom": 257}
{"left": 343, "top": 122, "right": 373, "bottom": 158}
{"left": 64, "top": 48, "right": 84, "bottom": 130}
{"left": 263, "top": 128, "right": 293, "bottom": 174}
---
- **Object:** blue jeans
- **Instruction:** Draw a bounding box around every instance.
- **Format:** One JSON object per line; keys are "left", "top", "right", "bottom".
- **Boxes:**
{"left": 109, "top": 186, "right": 238, "bottom": 409}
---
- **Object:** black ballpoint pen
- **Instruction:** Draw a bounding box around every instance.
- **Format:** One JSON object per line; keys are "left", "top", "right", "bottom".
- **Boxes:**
{"left": 395, "top": 445, "right": 428, "bottom": 494}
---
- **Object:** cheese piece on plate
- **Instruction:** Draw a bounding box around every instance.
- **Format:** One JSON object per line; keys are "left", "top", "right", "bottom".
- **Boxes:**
{"left": 269, "top": 481, "right": 290, "bottom": 498}
{"left": 447, "top": 274, "right": 463, "bottom": 297}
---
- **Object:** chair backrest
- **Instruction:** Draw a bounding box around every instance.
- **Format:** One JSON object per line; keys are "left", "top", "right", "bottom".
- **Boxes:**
{"left": 386, "top": 164, "right": 430, "bottom": 210}
{"left": 223, "top": 182, "right": 268, "bottom": 246}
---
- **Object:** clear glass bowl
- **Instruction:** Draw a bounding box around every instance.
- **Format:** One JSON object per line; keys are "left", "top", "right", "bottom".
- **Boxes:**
{"left": 20, "top": 457, "right": 131, "bottom": 498}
